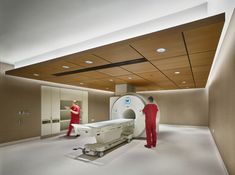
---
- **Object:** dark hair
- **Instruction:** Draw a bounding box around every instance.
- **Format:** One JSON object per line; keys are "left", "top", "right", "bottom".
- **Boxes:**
{"left": 148, "top": 96, "right": 154, "bottom": 102}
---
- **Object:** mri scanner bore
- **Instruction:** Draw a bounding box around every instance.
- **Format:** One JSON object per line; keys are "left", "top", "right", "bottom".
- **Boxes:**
{"left": 72, "top": 94, "right": 160, "bottom": 157}
{"left": 111, "top": 94, "right": 160, "bottom": 137}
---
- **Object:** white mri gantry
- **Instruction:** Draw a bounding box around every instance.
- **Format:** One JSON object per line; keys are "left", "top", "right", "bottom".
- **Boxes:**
{"left": 72, "top": 94, "right": 160, "bottom": 157}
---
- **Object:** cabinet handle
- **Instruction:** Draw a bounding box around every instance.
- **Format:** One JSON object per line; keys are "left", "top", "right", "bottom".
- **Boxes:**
{"left": 42, "top": 120, "right": 51, "bottom": 124}
{"left": 52, "top": 119, "right": 60, "bottom": 123}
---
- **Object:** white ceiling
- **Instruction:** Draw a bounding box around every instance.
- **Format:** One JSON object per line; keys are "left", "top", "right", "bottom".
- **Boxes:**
{"left": 0, "top": 0, "right": 207, "bottom": 67}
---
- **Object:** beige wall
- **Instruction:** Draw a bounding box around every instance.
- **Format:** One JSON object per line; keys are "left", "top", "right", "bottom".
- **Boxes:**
{"left": 88, "top": 91, "right": 111, "bottom": 122}
{"left": 0, "top": 63, "right": 113, "bottom": 144}
{"left": 208, "top": 10, "right": 235, "bottom": 175}
{"left": 0, "top": 63, "right": 41, "bottom": 143}
{"left": 139, "top": 89, "right": 208, "bottom": 126}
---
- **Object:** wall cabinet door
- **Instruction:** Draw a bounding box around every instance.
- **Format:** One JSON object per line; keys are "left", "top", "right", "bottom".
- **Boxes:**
{"left": 41, "top": 86, "right": 60, "bottom": 136}
{"left": 41, "top": 86, "right": 51, "bottom": 121}
{"left": 41, "top": 86, "right": 52, "bottom": 136}
{"left": 41, "top": 86, "right": 88, "bottom": 136}
{"left": 82, "top": 91, "right": 88, "bottom": 124}
{"left": 51, "top": 88, "right": 60, "bottom": 119}
{"left": 51, "top": 88, "right": 60, "bottom": 134}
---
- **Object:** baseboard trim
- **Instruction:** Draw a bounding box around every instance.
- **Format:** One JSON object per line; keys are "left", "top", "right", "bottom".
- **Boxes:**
{"left": 160, "top": 124, "right": 208, "bottom": 129}
{"left": 0, "top": 137, "right": 40, "bottom": 147}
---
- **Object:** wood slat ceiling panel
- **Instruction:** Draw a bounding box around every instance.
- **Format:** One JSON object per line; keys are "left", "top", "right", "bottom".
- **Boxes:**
{"left": 74, "top": 71, "right": 109, "bottom": 79}
{"left": 44, "top": 73, "right": 88, "bottom": 83}
{"left": 121, "top": 62, "right": 157, "bottom": 74}
{"left": 97, "top": 67, "right": 131, "bottom": 76}
{"left": 100, "top": 77, "right": 127, "bottom": 84}
{"left": 150, "top": 55, "right": 190, "bottom": 70}
{"left": 137, "top": 70, "right": 178, "bottom": 89}
{"left": 192, "top": 66, "right": 210, "bottom": 87}
{"left": 7, "top": 66, "right": 55, "bottom": 80}
{"left": 189, "top": 51, "right": 215, "bottom": 87}
{"left": 39, "top": 59, "right": 84, "bottom": 74}
{"left": 137, "top": 70, "right": 171, "bottom": 82}
{"left": 183, "top": 22, "right": 224, "bottom": 54}
{"left": 11, "top": 59, "right": 83, "bottom": 78}
{"left": 82, "top": 79, "right": 116, "bottom": 91}
{"left": 189, "top": 51, "right": 215, "bottom": 67}
{"left": 92, "top": 43, "right": 142, "bottom": 63}
{"left": 130, "top": 32, "right": 187, "bottom": 60}
{"left": 66, "top": 53, "right": 110, "bottom": 67}
{"left": 83, "top": 83, "right": 115, "bottom": 91}
{"left": 116, "top": 74, "right": 151, "bottom": 86}
{"left": 135, "top": 84, "right": 161, "bottom": 91}
{"left": 5, "top": 14, "right": 224, "bottom": 92}
{"left": 162, "top": 67, "right": 195, "bottom": 88}
{"left": 157, "top": 81, "right": 179, "bottom": 89}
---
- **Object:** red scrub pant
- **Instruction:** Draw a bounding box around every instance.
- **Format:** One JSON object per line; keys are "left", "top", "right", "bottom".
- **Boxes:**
{"left": 145, "top": 123, "right": 157, "bottom": 147}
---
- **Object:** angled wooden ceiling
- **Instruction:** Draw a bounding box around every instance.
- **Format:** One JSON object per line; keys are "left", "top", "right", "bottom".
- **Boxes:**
{"left": 6, "top": 14, "right": 225, "bottom": 92}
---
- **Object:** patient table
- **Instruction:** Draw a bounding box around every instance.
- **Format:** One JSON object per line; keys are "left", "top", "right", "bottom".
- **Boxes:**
{"left": 72, "top": 119, "right": 134, "bottom": 157}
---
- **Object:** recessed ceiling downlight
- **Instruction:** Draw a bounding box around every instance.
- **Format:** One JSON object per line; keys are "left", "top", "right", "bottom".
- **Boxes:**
{"left": 62, "top": 65, "right": 70, "bottom": 69}
{"left": 156, "top": 48, "right": 166, "bottom": 53}
{"left": 33, "top": 73, "right": 39, "bottom": 77}
{"left": 85, "top": 60, "right": 93, "bottom": 64}
{"left": 174, "top": 71, "right": 180, "bottom": 74}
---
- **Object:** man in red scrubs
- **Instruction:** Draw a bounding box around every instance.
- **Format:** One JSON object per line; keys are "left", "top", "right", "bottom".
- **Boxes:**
{"left": 143, "top": 96, "right": 158, "bottom": 148}
{"left": 65, "top": 100, "right": 80, "bottom": 137}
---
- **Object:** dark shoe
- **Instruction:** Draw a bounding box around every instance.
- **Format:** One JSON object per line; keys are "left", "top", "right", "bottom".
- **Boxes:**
{"left": 144, "top": 145, "right": 151, "bottom": 148}
{"left": 75, "top": 134, "right": 80, "bottom": 137}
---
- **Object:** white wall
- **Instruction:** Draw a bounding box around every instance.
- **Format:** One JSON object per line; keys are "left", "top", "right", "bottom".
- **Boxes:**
{"left": 0, "top": 0, "right": 207, "bottom": 66}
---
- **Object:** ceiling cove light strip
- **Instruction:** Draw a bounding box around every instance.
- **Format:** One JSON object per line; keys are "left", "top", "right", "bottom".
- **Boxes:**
{"left": 53, "top": 57, "right": 147, "bottom": 76}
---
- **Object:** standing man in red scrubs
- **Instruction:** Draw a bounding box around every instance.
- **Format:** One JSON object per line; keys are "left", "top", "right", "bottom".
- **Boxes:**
{"left": 143, "top": 96, "right": 158, "bottom": 148}
{"left": 65, "top": 100, "right": 80, "bottom": 136}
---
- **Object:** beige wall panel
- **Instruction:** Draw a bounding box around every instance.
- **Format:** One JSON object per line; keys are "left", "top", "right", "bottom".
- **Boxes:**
{"left": 208, "top": 11, "right": 235, "bottom": 175}
{"left": 139, "top": 89, "right": 208, "bottom": 126}
{"left": 88, "top": 91, "right": 112, "bottom": 123}
{"left": 0, "top": 63, "right": 41, "bottom": 143}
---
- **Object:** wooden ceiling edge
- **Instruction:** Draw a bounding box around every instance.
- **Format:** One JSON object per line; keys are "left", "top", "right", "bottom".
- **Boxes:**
{"left": 90, "top": 13, "right": 225, "bottom": 53}
{"left": 167, "top": 13, "right": 225, "bottom": 33}
{"left": 6, "top": 13, "right": 225, "bottom": 76}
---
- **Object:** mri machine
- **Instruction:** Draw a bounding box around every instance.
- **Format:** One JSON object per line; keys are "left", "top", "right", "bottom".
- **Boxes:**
{"left": 72, "top": 94, "right": 160, "bottom": 157}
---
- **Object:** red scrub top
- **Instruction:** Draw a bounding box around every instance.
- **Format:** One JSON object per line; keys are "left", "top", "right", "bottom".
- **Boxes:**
{"left": 71, "top": 105, "right": 80, "bottom": 123}
{"left": 143, "top": 104, "right": 158, "bottom": 125}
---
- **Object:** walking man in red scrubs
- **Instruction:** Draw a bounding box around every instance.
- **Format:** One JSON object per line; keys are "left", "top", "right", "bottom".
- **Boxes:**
{"left": 65, "top": 100, "right": 80, "bottom": 136}
{"left": 143, "top": 96, "right": 158, "bottom": 148}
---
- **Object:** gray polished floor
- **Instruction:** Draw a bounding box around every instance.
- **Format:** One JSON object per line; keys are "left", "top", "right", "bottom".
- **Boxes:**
{"left": 0, "top": 125, "right": 228, "bottom": 175}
